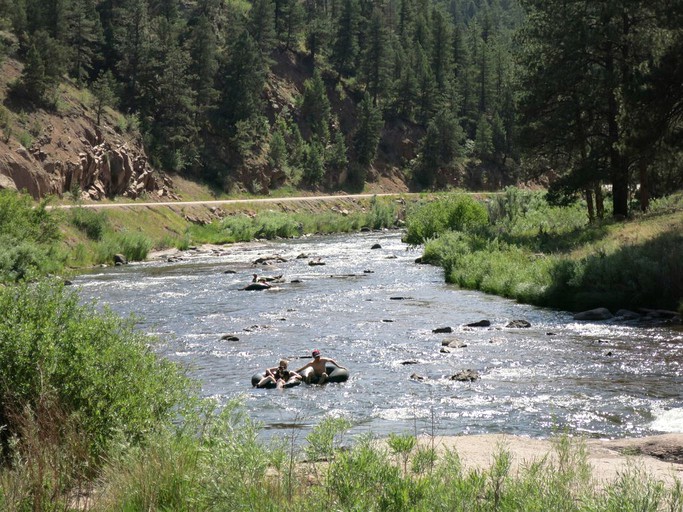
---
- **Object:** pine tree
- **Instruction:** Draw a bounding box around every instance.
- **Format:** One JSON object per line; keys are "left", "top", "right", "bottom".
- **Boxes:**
{"left": 148, "top": 41, "right": 197, "bottom": 172}
{"left": 19, "top": 42, "right": 47, "bottom": 102}
{"left": 276, "top": 0, "right": 303, "bottom": 51}
{"left": 304, "top": 0, "right": 331, "bottom": 63}
{"left": 188, "top": 13, "right": 219, "bottom": 116}
{"left": 301, "top": 69, "right": 331, "bottom": 143}
{"left": 114, "top": 0, "right": 151, "bottom": 112}
{"left": 350, "top": 92, "right": 382, "bottom": 187}
{"left": 474, "top": 114, "right": 493, "bottom": 161}
{"left": 303, "top": 140, "right": 325, "bottom": 185}
{"left": 360, "top": 7, "right": 391, "bottom": 103}
{"left": 66, "top": 0, "right": 104, "bottom": 83}
{"left": 327, "top": 129, "right": 348, "bottom": 173}
{"left": 91, "top": 70, "right": 117, "bottom": 125}
{"left": 215, "top": 29, "right": 266, "bottom": 134}
{"left": 331, "top": 0, "right": 360, "bottom": 77}
{"left": 416, "top": 109, "right": 464, "bottom": 188}
{"left": 249, "top": 0, "right": 276, "bottom": 59}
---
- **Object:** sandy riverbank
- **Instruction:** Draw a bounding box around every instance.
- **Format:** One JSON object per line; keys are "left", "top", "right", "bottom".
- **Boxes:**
{"left": 409, "top": 433, "right": 683, "bottom": 487}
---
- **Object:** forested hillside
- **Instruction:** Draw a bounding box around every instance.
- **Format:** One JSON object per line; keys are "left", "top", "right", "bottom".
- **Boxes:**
{"left": 0, "top": 0, "right": 681, "bottom": 218}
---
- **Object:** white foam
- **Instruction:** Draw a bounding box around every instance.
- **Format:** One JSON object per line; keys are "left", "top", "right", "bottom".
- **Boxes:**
{"left": 650, "top": 407, "right": 683, "bottom": 433}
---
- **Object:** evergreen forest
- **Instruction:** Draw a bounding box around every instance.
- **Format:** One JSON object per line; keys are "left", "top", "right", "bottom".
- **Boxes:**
{"left": 0, "top": 0, "right": 681, "bottom": 219}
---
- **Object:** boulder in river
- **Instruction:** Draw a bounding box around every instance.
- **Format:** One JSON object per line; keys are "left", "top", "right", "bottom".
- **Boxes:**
{"left": 371, "top": 243, "right": 382, "bottom": 249}
{"left": 573, "top": 308, "right": 613, "bottom": 321}
{"left": 432, "top": 326, "right": 453, "bottom": 334}
{"left": 114, "top": 253, "right": 127, "bottom": 266}
{"left": 450, "top": 369, "right": 480, "bottom": 382}
{"left": 442, "top": 338, "right": 467, "bottom": 348}
{"left": 506, "top": 319, "right": 531, "bottom": 328}
{"left": 466, "top": 319, "right": 491, "bottom": 327}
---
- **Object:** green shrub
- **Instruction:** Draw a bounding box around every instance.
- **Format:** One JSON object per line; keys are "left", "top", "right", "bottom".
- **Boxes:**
{"left": 0, "top": 280, "right": 192, "bottom": 458}
{"left": 366, "top": 196, "right": 398, "bottom": 230}
{"left": 0, "top": 191, "right": 63, "bottom": 281}
{"left": 70, "top": 207, "right": 109, "bottom": 241}
{"left": 404, "top": 193, "right": 488, "bottom": 245}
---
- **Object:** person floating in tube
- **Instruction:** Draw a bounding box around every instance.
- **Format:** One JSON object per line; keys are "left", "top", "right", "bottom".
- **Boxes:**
{"left": 295, "top": 349, "right": 346, "bottom": 384}
{"left": 256, "top": 359, "right": 301, "bottom": 388}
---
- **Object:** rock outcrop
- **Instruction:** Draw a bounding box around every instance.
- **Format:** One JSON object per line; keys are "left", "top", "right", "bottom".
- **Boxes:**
{"left": 0, "top": 59, "right": 175, "bottom": 201}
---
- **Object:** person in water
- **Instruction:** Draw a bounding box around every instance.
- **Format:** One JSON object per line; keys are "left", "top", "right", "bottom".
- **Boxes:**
{"left": 295, "top": 349, "right": 346, "bottom": 384}
{"left": 256, "top": 359, "right": 300, "bottom": 388}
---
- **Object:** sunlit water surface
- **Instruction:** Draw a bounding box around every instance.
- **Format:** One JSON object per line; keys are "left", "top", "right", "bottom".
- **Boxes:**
{"left": 73, "top": 231, "right": 683, "bottom": 441}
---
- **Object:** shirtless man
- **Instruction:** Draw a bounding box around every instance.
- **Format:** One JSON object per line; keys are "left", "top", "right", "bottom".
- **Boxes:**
{"left": 296, "top": 349, "right": 346, "bottom": 384}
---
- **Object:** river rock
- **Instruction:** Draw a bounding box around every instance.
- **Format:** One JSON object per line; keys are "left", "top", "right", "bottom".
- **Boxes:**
{"left": 506, "top": 319, "right": 531, "bottom": 328}
{"left": 400, "top": 360, "right": 419, "bottom": 365}
{"left": 221, "top": 335, "right": 240, "bottom": 341}
{"left": 466, "top": 319, "right": 491, "bottom": 327}
{"left": 410, "top": 373, "right": 426, "bottom": 382}
{"left": 450, "top": 369, "right": 480, "bottom": 382}
{"left": 254, "top": 255, "right": 287, "bottom": 265}
{"left": 573, "top": 308, "right": 613, "bottom": 321}
{"left": 114, "top": 253, "right": 127, "bottom": 265}
{"left": 432, "top": 326, "right": 453, "bottom": 333}
{"left": 615, "top": 309, "right": 641, "bottom": 320}
{"left": 371, "top": 243, "right": 382, "bottom": 249}
{"left": 442, "top": 338, "right": 467, "bottom": 348}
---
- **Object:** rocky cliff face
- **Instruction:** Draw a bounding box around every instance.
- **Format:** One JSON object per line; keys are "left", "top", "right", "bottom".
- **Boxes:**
{"left": 0, "top": 59, "right": 175, "bottom": 201}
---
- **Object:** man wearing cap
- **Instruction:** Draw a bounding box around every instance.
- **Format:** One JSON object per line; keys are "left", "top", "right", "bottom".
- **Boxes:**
{"left": 296, "top": 349, "right": 346, "bottom": 384}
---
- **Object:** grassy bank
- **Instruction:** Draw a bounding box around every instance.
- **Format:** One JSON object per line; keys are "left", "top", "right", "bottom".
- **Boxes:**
{"left": 405, "top": 189, "right": 683, "bottom": 314}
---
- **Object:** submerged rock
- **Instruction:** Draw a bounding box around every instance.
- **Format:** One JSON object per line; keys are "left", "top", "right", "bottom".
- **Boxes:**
{"left": 573, "top": 308, "right": 613, "bottom": 321}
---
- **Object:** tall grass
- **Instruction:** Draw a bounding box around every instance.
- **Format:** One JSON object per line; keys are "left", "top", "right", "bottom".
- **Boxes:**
{"left": 188, "top": 196, "right": 401, "bottom": 244}
{"left": 410, "top": 189, "right": 683, "bottom": 312}
{"left": 87, "top": 407, "right": 683, "bottom": 511}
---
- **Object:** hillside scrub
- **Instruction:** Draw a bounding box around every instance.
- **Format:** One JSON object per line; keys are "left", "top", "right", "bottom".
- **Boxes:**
{"left": 407, "top": 189, "right": 683, "bottom": 313}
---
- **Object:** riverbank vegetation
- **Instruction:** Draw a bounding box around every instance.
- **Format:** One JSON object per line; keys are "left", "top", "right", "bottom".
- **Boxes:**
{"left": 1, "top": 279, "right": 681, "bottom": 511}
{"left": 405, "top": 189, "right": 683, "bottom": 314}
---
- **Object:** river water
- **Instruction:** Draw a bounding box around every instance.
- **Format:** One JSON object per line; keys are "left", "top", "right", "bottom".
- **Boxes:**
{"left": 73, "top": 230, "right": 683, "bottom": 441}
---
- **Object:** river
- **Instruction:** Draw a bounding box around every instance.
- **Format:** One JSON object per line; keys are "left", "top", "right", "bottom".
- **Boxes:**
{"left": 73, "top": 230, "right": 683, "bottom": 441}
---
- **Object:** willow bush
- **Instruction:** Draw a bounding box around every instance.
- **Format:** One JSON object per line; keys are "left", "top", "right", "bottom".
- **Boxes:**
{"left": 0, "top": 190, "right": 64, "bottom": 282}
{"left": 0, "top": 280, "right": 192, "bottom": 459}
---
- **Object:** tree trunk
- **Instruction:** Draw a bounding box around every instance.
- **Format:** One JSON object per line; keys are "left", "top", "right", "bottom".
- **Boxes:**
{"left": 594, "top": 183, "right": 604, "bottom": 219}
{"left": 639, "top": 159, "right": 650, "bottom": 212}
{"left": 606, "top": 43, "right": 629, "bottom": 219}
{"left": 585, "top": 187, "right": 595, "bottom": 223}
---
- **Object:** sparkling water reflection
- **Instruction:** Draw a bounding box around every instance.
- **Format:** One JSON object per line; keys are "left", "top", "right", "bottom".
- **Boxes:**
{"left": 73, "top": 231, "right": 683, "bottom": 440}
